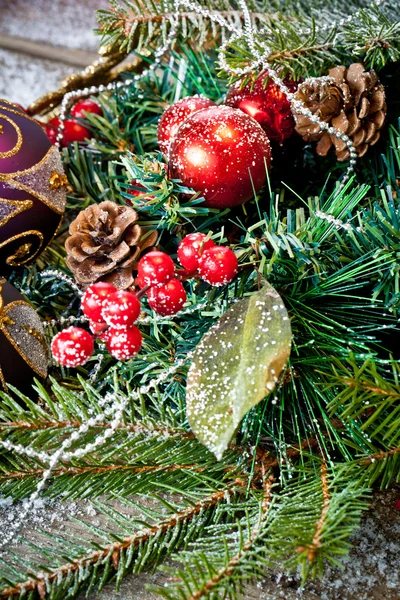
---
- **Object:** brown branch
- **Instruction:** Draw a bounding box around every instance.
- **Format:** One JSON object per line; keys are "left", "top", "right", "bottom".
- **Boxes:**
{"left": 255, "top": 437, "right": 320, "bottom": 474}
{"left": 0, "top": 463, "right": 216, "bottom": 481}
{"left": 101, "top": 9, "right": 268, "bottom": 35}
{"left": 359, "top": 446, "right": 400, "bottom": 466}
{"left": 0, "top": 488, "right": 237, "bottom": 599}
{"left": 186, "top": 475, "right": 275, "bottom": 600}
{"left": 297, "top": 461, "right": 330, "bottom": 562}
{"left": 268, "top": 43, "right": 333, "bottom": 64}
{"left": 341, "top": 379, "right": 400, "bottom": 398}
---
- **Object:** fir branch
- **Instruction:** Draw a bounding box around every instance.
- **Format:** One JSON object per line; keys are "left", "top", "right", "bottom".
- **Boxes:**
{"left": 0, "top": 488, "right": 237, "bottom": 599}
{"left": 152, "top": 465, "right": 369, "bottom": 598}
{"left": 185, "top": 476, "right": 275, "bottom": 600}
{"left": 359, "top": 446, "right": 400, "bottom": 466}
{"left": 297, "top": 461, "right": 330, "bottom": 563}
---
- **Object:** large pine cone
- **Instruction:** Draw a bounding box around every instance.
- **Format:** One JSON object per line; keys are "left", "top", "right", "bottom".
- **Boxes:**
{"left": 65, "top": 201, "right": 157, "bottom": 289}
{"left": 294, "top": 63, "right": 386, "bottom": 161}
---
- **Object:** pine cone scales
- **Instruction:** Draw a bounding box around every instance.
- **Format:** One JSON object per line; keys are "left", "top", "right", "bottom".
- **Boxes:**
{"left": 294, "top": 63, "right": 386, "bottom": 161}
{"left": 65, "top": 201, "right": 157, "bottom": 289}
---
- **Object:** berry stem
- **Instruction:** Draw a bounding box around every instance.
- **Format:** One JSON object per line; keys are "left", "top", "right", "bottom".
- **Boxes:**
{"left": 136, "top": 284, "right": 151, "bottom": 300}
{"left": 175, "top": 269, "right": 199, "bottom": 281}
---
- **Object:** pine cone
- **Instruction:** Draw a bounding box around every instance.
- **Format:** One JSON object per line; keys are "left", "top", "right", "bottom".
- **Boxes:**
{"left": 294, "top": 64, "right": 386, "bottom": 161}
{"left": 65, "top": 201, "right": 157, "bottom": 289}
{"left": 294, "top": 78, "right": 344, "bottom": 141}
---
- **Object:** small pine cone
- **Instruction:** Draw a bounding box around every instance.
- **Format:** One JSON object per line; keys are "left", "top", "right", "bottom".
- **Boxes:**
{"left": 294, "top": 64, "right": 386, "bottom": 162}
{"left": 65, "top": 201, "right": 157, "bottom": 289}
{"left": 294, "top": 78, "right": 344, "bottom": 141}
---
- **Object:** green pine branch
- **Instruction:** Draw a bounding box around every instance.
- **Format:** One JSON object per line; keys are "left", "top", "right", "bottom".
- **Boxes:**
{"left": 96, "top": 1, "right": 400, "bottom": 77}
{"left": 150, "top": 463, "right": 369, "bottom": 599}
{"left": 0, "top": 488, "right": 243, "bottom": 600}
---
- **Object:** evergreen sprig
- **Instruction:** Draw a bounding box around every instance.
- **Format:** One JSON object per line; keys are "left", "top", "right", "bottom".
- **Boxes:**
{"left": 97, "top": 0, "right": 400, "bottom": 78}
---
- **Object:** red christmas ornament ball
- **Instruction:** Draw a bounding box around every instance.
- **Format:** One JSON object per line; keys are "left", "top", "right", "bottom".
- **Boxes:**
{"left": 157, "top": 96, "right": 217, "bottom": 156}
{"left": 45, "top": 117, "right": 60, "bottom": 145}
{"left": 148, "top": 278, "right": 187, "bottom": 316}
{"left": 51, "top": 326, "right": 94, "bottom": 367}
{"left": 71, "top": 99, "right": 103, "bottom": 119}
{"left": 177, "top": 233, "right": 215, "bottom": 271}
{"left": 198, "top": 246, "right": 238, "bottom": 286}
{"left": 63, "top": 119, "right": 91, "bottom": 145}
{"left": 225, "top": 74, "right": 298, "bottom": 144}
{"left": 101, "top": 290, "right": 141, "bottom": 329}
{"left": 82, "top": 281, "right": 117, "bottom": 323}
{"left": 168, "top": 106, "right": 272, "bottom": 209}
{"left": 137, "top": 251, "right": 175, "bottom": 287}
{"left": 45, "top": 117, "right": 91, "bottom": 147}
{"left": 106, "top": 325, "right": 143, "bottom": 361}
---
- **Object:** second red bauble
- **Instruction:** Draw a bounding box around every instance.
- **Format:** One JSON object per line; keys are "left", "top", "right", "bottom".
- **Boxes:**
{"left": 225, "top": 74, "right": 298, "bottom": 144}
{"left": 157, "top": 96, "right": 216, "bottom": 156}
{"left": 168, "top": 106, "right": 271, "bottom": 209}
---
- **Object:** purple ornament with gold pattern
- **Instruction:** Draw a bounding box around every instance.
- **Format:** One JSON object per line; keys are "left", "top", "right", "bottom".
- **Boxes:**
{"left": 0, "top": 99, "right": 67, "bottom": 274}
{"left": 0, "top": 278, "right": 48, "bottom": 396}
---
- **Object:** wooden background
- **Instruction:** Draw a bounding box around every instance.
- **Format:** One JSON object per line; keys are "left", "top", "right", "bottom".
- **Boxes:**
{"left": 1, "top": 2, "right": 400, "bottom": 598}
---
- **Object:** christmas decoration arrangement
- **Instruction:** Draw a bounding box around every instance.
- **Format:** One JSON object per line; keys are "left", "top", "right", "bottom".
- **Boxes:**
{"left": 1, "top": 1, "right": 400, "bottom": 599}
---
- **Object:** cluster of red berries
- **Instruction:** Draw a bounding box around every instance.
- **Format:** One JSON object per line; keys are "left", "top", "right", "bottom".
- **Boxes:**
{"left": 176, "top": 233, "right": 238, "bottom": 286}
{"left": 51, "top": 282, "right": 143, "bottom": 367}
{"left": 45, "top": 99, "right": 103, "bottom": 147}
{"left": 51, "top": 235, "right": 238, "bottom": 368}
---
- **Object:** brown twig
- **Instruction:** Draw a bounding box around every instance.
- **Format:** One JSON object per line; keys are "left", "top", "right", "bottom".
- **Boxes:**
{"left": 101, "top": 9, "right": 268, "bottom": 35}
{"left": 359, "top": 446, "right": 400, "bottom": 466}
{"left": 0, "top": 489, "right": 237, "bottom": 598}
{"left": 186, "top": 475, "right": 275, "bottom": 600}
{"left": 341, "top": 379, "right": 400, "bottom": 398}
{"left": 297, "top": 460, "right": 330, "bottom": 562}
{"left": 0, "top": 463, "right": 219, "bottom": 481}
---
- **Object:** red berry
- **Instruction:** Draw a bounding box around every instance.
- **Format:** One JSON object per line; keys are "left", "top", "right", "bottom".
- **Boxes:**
{"left": 168, "top": 106, "right": 271, "bottom": 209}
{"left": 82, "top": 282, "right": 117, "bottom": 323}
{"left": 225, "top": 75, "right": 298, "bottom": 143}
{"left": 45, "top": 117, "right": 60, "bottom": 145}
{"left": 51, "top": 327, "right": 94, "bottom": 367}
{"left": 198, "top": 246, "right": 238, "bottom": 286}
{"left": 177, "top": 233, "right": 215, "bottom": 271}
{"left": 106, "top": 325, "right": 143, "bottom": 361}
{"left": 89, "top": 320, "right": 111, "bottom": 342}
{"left": 148, "top": 279, "right": 186, "bottom": 316}
{"left": 137, "top": 251, "right": 175, "bottom": 287}
{"left": 71, "top": 99, "right": 103, "bottom": 119}
{"left": 158, "top": 96, "right": 217, "bottom": 155}
{"left": 101, "top": 290, "right": 141, "bottom": 329}
{"left": 62, "top": 118, "right": 91, "bottom": 145}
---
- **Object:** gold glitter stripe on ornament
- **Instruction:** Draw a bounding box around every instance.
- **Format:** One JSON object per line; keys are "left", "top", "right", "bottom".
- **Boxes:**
{"left": 0, "top": 113, "right": 23, "bottom": 159}
{"left": 0, "top": 125, "right": 3, "bottom": 135}
{"left": 0, "top": 144, "right": 62, "bottom": 180}
{"left": 0, "top": 230, "right": 44, "bottom": 266}
{"left": 0, "top": 146, "right": 66, "bottom": 215}
{"left": 1, "top": 300, "right": 48, "bottom": 378}
{"left": 22, "top": 324, "right": 48, "bottom": 355}
{"left": 0, "top": 279, "right": 4, "bottom": 312}
{"left": 0, "top": 101, "right": 51, "bottom": 128}
{"left": 0, "top": 365, "right": 8, "bottom": 392}
{"left": 0, "top": 199, "right": 33, "bottom": 227}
